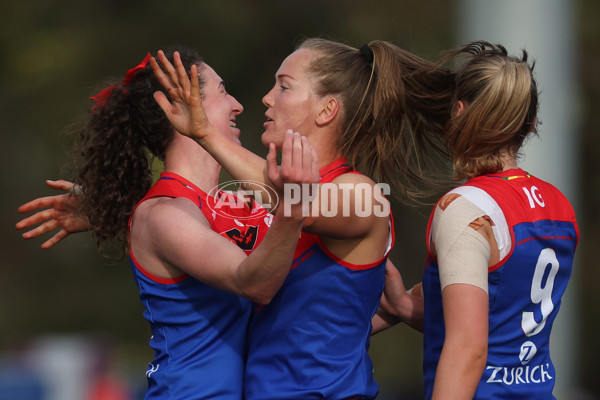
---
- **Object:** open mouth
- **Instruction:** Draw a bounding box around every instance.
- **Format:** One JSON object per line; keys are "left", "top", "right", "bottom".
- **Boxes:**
{"left": 229, "top": 121, "right": 237, "bottom": 128}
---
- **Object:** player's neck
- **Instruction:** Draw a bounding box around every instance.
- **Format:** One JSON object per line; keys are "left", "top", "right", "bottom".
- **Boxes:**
{"left": 500, "top": 149, "right": 518, "bottom": 172}
{"left": 164, "top": 137, "right": 221, "bottom": 193}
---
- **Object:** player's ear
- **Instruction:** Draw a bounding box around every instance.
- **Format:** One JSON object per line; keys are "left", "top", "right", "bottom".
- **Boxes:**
{"left": 452, "top": 100, "right": 465, "bottom": 117}
{"left": 316, "top": 97, "right": 339, "bottom": 126}
{"left": 527, "top": 116, "right": 537, "bottom": 133}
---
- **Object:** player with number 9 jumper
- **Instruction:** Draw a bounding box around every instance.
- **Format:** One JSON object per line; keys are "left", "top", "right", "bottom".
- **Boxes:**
{"left": 420, "top": 42, "right": 579, "bottom": 399}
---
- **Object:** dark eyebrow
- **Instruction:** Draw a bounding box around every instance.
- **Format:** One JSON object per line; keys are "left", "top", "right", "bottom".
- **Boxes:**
{"left": 276, "top": 73, "right": 295, "bottom": 81}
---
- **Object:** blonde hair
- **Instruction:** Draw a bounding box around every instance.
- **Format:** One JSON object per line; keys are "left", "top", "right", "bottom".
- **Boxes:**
{"left": 442, "top": 41, "right": 539, "bottom": 180}
{"left": 298, "top": 37, "right": 454, "bottom": 203}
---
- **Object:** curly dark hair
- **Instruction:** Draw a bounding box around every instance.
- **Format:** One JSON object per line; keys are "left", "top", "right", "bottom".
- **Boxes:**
{"left": 73, "top": 46, "right": 204, "bottom": 256}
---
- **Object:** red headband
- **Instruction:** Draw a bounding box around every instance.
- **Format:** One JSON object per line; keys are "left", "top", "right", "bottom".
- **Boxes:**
{"left": 90, "top": 52, "right": 152, "bottom": 113}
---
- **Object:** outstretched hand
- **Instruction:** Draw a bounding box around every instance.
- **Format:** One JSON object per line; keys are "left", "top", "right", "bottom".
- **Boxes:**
{"left": 150, "top": 50, "right": 216, "bottom": 144}
{"left": 16, "top": 180, "right": 90, "bottom": 249}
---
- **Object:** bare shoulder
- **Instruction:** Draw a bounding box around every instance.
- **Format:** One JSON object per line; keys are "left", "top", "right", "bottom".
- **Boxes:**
{"left": 132, "top": 197, "right": 210, "bottom": 235}
{"left": 129, "top": 197, "right": 213, "bottom": 272}
{"left": 329, "top": 172, "right": 389, "bottom": 200}
{"left": 331, "top": 171, "right": 376, "bottom": 186}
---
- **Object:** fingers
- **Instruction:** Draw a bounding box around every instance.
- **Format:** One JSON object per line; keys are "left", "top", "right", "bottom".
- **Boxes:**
{"left": 385, "top": 259, "right": 404, "bottom": 285}
{"left": 150, "top": 52, "right": 174, "bottom": 96}
{"left": 41, "top": 230, "right": 68, "bottom": 250}
{"left": 155, "top": 50, "right": 179, "bottom": 91}
{"left": 280, "top": 130, "right": 294, "bottom": 176}
{"left": 280, "top": 130, "right": 304, "bottom": 181}
{"left": 276, "top": 130, "right": 317, "bottom": 219}
{"left": 153, "top": 50, "right": 193, "bottom": 96}
{"left": 190, "top": 64, "right": 200, "bottom": 100}
{"left": 17, "top": 199, "right": 42, "bottom": 215}
{"left": 292, "top": 135, "right": 303, "bottom": 178}
{"left": 279, "top": 130, "right": 318, "bottom": 185}
{"left": 153, "top": 91, "right": 172, "bottom": 117}
{"left": 151, "top": 50, "right": 207, "bottom": 141}
{"left": 173, "top": 52, "right": 191, "bottom": 93}
{"left": 20, "top": 219, "right": 60, "bottom": 240}
{"left": 16, "top": 209, "right": 57, "bottom": 231}
{"left": 45, "top": 179, "right": 74, "bottom": 192}
{"left": 385, "top": 258, "right": 399, "bottom": 275}
{"left": 17, "top": 196, "right": 58, "bottom": 214}
{"left": 301, "top": 136, "right": 319, "bottom": 183}
{"left": 266, "top": 143, "right": 280, "bottom": 186}
{"left": 15, "top": 213, "right": 38, "bottom": 230}
{"left": 149, "top": 55, "right": 176, "bottom": 116}
{"left": 18, "top": 181, "right": 74, "bottom": 214}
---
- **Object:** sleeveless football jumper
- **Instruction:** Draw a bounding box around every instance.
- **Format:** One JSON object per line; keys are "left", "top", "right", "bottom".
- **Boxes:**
{"left": 423, "top": 169, "right": 578, "bottom": 399}
{"left": 244, "top": 159, "right": 394, "bottom": 400}
{"left": 129, "top": 172, "right": 269, "bottom": 399}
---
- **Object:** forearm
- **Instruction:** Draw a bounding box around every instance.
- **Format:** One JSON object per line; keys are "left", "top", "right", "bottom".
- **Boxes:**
{"left": 200, "top": 130, "right": 272, "bottom": 191}
{"left": 398, "top": 293, "right": 424, "bottom": 332}
{"left": 433, "top": 284, "right": 489, "bottom": 399}
{"left": 234, "top": 212, "right": 303, "bottom": 304}
{"left": 371, "top": 308, "right": 401, "bottom": 335}
{"left": 372, "top": 293, "right": 424, "bottom": 335}
{"left": 432, "top": 342, "right": 486, "bottom": 399}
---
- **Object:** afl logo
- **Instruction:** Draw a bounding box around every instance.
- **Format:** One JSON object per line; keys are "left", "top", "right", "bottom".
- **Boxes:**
{"left": 206, "top": 180, "right": 278, "bottom": 220}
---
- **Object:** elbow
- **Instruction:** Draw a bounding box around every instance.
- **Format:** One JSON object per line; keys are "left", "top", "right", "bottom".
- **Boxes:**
{"left": 241, "top": 286, "right": 276, "bottom": 305}
{"left": 250, "top": 293, "right": 274, "bottom": 305}
{"left": 447, "top": 335, "right": 488, "bottom": 370}
{"left": 470, "top": 340, "right": 488, "bottom": 371}
{"left": 233, "top": 270, "right": 281, "bottom": 304}
{"left": 233, "top": 268, "right": 286, "bottom": 305}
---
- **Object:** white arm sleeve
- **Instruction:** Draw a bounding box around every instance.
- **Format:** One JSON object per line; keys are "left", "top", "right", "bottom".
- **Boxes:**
{"left": 431, "top": 196, "right": 491, "bottom": 293}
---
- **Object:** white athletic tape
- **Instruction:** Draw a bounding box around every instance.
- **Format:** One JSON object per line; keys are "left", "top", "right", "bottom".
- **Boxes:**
{"left": 431, "top": 195, "right": 491, "bottom": 293}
